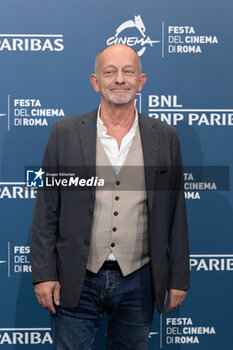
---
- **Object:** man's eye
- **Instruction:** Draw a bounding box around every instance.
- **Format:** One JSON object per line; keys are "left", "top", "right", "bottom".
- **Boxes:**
{"left": 124, "top": 70, "right": 134, "bottom": 75}
{"left": 104, "top": 71, "right": 115, "bottom": 75}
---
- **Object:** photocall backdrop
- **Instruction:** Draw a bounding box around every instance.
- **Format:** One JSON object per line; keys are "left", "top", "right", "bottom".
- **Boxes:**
{"left": 0, "top": 0, "right": 232, "bottom": 349}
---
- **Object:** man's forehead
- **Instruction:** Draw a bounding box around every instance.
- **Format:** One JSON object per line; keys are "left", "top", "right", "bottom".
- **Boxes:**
{"left": 100, "top": 45, "right": 137, "bottom": 60}
{"left": 98, "top": 46, "right": 139, "bottom": 67}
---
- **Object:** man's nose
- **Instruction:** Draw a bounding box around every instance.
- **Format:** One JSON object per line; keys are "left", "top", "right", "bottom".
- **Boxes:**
{"left": 115, "top": 70, "right": 125, "bottom": 84}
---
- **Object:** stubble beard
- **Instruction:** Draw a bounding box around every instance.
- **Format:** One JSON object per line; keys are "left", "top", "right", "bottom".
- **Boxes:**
{"left": 107, "top": 90, "right": 133, "bottom": 105}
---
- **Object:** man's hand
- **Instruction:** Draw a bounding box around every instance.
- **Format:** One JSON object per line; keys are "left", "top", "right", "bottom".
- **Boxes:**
{"left": 34, "top": 281, "right": 61, "bottom": 314}
{"left": 164, "top": 289, "right": 187, "bottom": 314}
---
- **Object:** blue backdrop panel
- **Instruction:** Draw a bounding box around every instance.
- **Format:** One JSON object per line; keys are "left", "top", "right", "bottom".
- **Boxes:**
{"left": 0, "top": 0, "right": 232, "bottom": 348}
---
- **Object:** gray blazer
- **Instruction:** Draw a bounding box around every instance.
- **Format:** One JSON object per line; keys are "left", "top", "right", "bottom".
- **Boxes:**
{"left": 30, "top": 109, "right": 190, "bottom": 314}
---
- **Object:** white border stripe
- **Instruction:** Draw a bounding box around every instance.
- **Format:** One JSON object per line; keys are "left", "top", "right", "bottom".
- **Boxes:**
{"left": 148, "top": 109, "right": 233, "bottom": 112}
{"left": 190, "top": 254, "right": 233, "bottom": 257}
{"left": 0, "top": 114, "right": 6, "bottom": 116}
{"left": 8, "top": 242, "right": 10, "bottom": 278}
{"left": 136, "top": 93, "right": 142, "bottom": 114}
{"left": 8, "top": 94, "right": 10, "bottom": 131}
{"left": 0, "top": 34, "right": 63, "bottom": 38}
{"left": 0, "top": 328, "right": 51, "bottom": 331}
{"left": 0, "top": 182, "right": 26, "bottom": 185}
{"left": 162, "top": 22, "right": 165, "bottom": 58}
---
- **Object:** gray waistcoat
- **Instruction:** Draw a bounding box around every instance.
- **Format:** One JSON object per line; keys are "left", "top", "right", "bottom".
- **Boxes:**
{"left": 87, "top": 125, "right": 150, "bottom": 276}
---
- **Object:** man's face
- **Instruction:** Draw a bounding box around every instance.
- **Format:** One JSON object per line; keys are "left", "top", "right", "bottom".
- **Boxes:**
{"left": 91, "top": 45, "right": 146, "bottom": 105}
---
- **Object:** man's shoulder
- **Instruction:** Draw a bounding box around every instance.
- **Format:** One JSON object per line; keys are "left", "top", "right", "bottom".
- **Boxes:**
{"left": 54, "top": 109, "right": 98, "bottom": 129}
{"left": 139, "top": 113, "right": 174, "bottom": 134}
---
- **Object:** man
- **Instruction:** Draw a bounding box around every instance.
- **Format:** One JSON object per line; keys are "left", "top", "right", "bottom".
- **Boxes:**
{"left": 31, "top": 44, "right": 189, "bottom": 350}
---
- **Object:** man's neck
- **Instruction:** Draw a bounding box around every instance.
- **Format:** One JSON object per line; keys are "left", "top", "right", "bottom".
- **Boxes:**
{"left": 99, "top": 100, "right": 136, "bottom": 149}
{"left": 99, "top": 100, "right": 135, "bottom": 130}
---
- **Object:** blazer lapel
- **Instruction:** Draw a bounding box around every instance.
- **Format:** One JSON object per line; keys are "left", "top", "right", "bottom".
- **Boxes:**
{"left": 139, "top": 114, "right": 159, "bottom": 213}
{"left": 77, "top": 109, "right": 97, "bottom": 197}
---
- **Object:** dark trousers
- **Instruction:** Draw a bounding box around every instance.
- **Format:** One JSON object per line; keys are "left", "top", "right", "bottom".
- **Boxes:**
{"left": 51, "top": 263, "right": 154, "bottom": 350}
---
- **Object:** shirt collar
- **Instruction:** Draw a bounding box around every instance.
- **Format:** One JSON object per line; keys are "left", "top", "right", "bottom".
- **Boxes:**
{"left": 97, "top": 105, "right": 138, "bottom": 137}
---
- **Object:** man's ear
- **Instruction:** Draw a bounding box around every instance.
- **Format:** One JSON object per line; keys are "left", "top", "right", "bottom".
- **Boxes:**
{"left": 90, "top": 74, "right": 100, "bottom": 93}
{"left": 137, "top": 74, "right": 147, "bottom": 92}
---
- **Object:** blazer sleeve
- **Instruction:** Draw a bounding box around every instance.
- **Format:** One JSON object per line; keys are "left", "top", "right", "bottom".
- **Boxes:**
{"left": 167, "top": 128, "right": 190, "bottom": 290}
{"left": 30, "top": 122, "right": 60, "bottom": 284}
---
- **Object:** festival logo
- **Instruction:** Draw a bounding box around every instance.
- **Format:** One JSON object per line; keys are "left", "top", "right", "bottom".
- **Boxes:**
{"left": 106, "top": 15, "right": 160, "bottom": 56}
{"left": 0, "top": 95, "right": 65, "bottom": 130}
